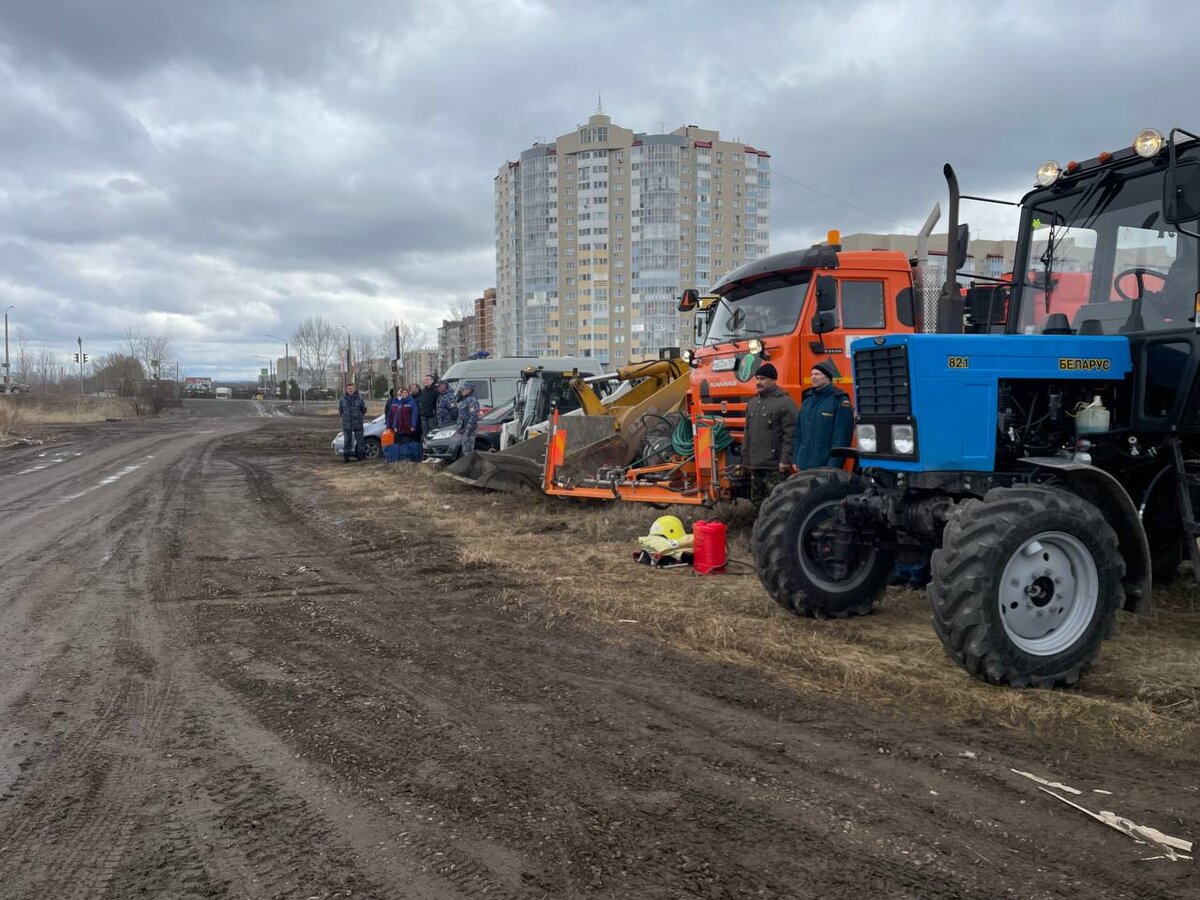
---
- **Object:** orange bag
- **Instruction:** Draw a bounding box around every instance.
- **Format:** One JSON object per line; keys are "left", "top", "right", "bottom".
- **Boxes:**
{"left": 381, "top": 428, "right": 396, "bottom": 447}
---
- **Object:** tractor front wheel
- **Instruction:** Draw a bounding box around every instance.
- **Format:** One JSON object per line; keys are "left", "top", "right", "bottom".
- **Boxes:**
{"left": 753, "top": 469, "right": 893, "bottom": 618}
{"left": 929, "top": 485, "right": 1124, "bottom": 688}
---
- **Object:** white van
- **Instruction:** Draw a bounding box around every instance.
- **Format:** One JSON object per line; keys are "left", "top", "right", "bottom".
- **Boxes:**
{"left": 215, "top": 387, "right": 232, "bottom": 399}
{"left": 439, "top": 357, "right": 603, "bottom": 413}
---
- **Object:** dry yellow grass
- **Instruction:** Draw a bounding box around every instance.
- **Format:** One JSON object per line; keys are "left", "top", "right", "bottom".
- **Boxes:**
{"left": 323, "top": 461, "right": 1200, "bottom": 749}
{"left": 0, "top": 395, "right": 139, "bottom": 426}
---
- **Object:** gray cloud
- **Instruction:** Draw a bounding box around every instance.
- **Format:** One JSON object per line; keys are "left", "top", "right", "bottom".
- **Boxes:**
{"left": 0, "top": 0, "right": 1194, "bottom": 377}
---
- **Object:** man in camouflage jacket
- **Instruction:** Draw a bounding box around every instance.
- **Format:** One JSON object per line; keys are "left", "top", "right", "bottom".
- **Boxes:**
{"left": 436, "top": 381, "right": 458, "bottom": 427}
{"left": 455, "top": 381, "right": 481, "bottom": 455}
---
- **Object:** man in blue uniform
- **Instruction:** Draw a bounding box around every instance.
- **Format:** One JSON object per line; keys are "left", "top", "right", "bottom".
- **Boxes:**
{"left": 792, "top": 359, "right": 853, "bottom": 471}
{"left": 436, "top": 380, "right": 458, "bottom": 427}
{"left": 455, "top": 381, "right": 481, "bottom": 457}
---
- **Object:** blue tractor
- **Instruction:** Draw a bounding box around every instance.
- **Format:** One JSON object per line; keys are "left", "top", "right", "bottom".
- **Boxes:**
{"left": 754, "top": 127, "right": 1200, "bottom": 687}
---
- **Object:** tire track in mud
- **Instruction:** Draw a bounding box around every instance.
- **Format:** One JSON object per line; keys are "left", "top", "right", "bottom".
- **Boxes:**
{"left": 3, "top": 419, "right": 1191, "bottom": 900}
{"left": 152, "top": 442, "right": 532, "bottom": 899}
{"left": 0, "top": 434, "right": 228, "bottom": 898}
{"left": 162, "top": 440, "right": 1001, "bottom": 900}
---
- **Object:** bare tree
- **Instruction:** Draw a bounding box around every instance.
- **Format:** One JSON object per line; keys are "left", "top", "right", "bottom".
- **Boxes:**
{"left": 91, "top": 353, "right": 145, "bottom": 395}
{"left": 351, "top": 334, "right": 379, "bottom": 387}
{"left": 30, "top": 347, "right": 62, "bottom": 392}
{"left": 122, "top": 326, "right": 174, "bottom": 378}
{"left": 12, "top": 328, "right": 31, "bottom": 388}
{"left": 292, "top": 316, "right": 340, "bottom": 390}
{"left": 446, "top": 295, "right": 474, "bottom": 322}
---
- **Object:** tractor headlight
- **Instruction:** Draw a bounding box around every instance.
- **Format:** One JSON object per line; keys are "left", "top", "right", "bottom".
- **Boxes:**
{"left": 856, "top": 424, "right": 877, "bottom": 453}
{"left": 1133, "top": 127, "right": 1165, "bottom": 158}
{"left": 681, "top": 348, "right": 693, "bottom": 363}
{"left": 747, "top": 338, "right": 763, "bottom": 355}
{"left": 1035, "top": 160, "right": 1062, "bottom": 187}
{"left": 892, "top": 424, "right": 915, "bottom": 455}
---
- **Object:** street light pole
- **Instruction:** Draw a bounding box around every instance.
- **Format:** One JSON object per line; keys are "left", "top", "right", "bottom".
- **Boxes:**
{"left": 3, "top": 305, "right": 12, "bottom": 395}
{"left": 77, "top": 336, "right": 84, "bottom": 397}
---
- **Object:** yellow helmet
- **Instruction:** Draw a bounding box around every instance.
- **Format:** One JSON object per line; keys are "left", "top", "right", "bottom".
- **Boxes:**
{"left": 649, "top": 515, "right": 686, "bottom": 542}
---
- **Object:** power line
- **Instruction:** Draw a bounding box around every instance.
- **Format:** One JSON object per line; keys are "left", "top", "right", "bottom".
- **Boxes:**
{"left": 770, "top": 166, "right": 912, "bottom": 232}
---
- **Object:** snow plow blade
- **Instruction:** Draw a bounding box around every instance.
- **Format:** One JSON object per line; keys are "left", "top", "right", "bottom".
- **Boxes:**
{"left": 443, "top": 437, "right": 548, "bottom": 493}
{"left": 444, "top": 417, "right": 622, "bottom": 493}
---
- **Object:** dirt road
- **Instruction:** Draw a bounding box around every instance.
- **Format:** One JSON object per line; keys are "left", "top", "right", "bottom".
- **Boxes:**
{"left": 0, "top": 413, "right": 1194, "bottom": 899}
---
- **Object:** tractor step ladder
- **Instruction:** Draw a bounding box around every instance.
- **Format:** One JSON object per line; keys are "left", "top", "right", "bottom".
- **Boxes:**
{"left": 1169, "top": 437, "right": 1200, "bottom": 593}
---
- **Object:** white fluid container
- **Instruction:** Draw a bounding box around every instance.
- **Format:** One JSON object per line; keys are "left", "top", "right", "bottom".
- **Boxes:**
{"left": 1076, "top": 395, "right": 1111, "bottom": 434}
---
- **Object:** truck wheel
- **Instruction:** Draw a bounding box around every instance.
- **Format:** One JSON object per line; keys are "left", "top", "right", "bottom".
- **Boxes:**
{"left": 753, "top": 469, "right": 892, "bottom": 618}
{"left": 929, "top": 486, "right": 1124, "bottom": 688}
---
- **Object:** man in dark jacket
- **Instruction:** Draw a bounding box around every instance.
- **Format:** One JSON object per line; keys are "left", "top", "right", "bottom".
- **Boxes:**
{"left": 740, "top": 363, "right": 797, "bottom": 502}
{"left": 792, "top": 359, "right": 853, "bottom": 471}
{"left": 416, "top": 374, "right": 440, "bottom": 439}
{"left": 338, "top": 383, "right": 368, "bottom": 462}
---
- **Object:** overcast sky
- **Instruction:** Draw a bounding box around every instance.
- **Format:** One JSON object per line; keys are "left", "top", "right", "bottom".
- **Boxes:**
{"left": 0, "top": 0, "right": 1192, "bottom": 378}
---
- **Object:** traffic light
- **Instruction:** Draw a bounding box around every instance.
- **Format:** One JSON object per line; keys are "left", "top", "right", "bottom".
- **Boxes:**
{"left": 83, "top": 354, "right": 89, "bottom": 363}
{"left": 73, "top": 353, "right": 79, "bottom": 362}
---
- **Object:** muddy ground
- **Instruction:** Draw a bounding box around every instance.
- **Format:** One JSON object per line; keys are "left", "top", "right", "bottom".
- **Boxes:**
{"left": 0, "top": 411, "right": 1194, "bottom": 899}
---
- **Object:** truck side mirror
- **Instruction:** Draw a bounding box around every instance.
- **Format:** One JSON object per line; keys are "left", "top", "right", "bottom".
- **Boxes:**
{"left": 812, "top": 311, "right": 838, "bottom": 335}
{"left": 1165, "top": 160, "right": 1200, "bottom": 225}
{"left": 678, "top": 288, "right": 700, "bottom": 312}
{"left": 812, "top": 275, "right": 838, "bottom": 334}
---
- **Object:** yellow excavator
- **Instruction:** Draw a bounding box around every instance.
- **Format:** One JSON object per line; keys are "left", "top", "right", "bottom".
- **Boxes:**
{"left": 444, "top": 358, "right": 690, "bottom": 493}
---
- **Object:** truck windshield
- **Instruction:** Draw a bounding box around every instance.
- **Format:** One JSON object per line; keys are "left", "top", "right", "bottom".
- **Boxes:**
{"left": 706, "top": 271, "right": 812, "bottom": 343}
{"left": 1013, "top": 169, "right": 1199, "bottom": 335}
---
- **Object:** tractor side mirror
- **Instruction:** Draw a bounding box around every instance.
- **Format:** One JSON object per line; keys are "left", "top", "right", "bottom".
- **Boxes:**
{"left": 1165, "top": 160, "right": 1200, "bottom": 225}
{"left": 954, "top": 223, "right": 971, "bottom": 271}
{"left": 812, "top": 275, "right": 838, "bottom": 335}
{"left": 964, "top": 284, "right": 1009, "bottom": 328}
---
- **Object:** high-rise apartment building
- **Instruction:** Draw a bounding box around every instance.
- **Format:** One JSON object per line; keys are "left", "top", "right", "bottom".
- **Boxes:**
{"left": 495, "top": 113, "right": 770, "bottom": 366}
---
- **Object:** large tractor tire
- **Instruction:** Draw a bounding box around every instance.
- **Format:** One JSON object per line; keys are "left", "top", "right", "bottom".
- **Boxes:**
{"left": 753, "top": 469, "right": 893, "bottom": 618}
{"left": 929, "top": 485, "right": 1124, "bottom": 688}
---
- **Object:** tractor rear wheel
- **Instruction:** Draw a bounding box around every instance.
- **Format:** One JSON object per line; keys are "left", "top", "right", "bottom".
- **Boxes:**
{"left": 753, "top": 469, "right": 892, "bottom": 618}
{"left": 929, "top": 485, "right": 1124, "bottom": 688}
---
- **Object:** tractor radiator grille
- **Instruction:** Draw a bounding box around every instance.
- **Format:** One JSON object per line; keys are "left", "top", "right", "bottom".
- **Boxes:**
{"left": 854, "top": 345, "right": 911, "bottom": 416}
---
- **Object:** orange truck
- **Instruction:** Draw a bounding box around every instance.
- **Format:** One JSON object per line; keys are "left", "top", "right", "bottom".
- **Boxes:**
{"left": 542, "top": 231, "right": 928, "bottom": 505}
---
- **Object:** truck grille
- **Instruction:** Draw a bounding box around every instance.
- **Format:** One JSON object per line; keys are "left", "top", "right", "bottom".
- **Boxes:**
{"left": 854, "top": 345, "right": 911, "bottom": 416}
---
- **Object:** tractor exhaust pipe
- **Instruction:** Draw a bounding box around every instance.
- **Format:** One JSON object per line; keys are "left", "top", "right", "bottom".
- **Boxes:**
{"left": 936, "top": 164, "right": 964, "bottom": 334}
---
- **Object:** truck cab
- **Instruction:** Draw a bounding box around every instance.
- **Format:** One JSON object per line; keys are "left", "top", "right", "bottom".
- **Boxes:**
{"left": 683, "top": 237, "right": 918, "bottom": 442}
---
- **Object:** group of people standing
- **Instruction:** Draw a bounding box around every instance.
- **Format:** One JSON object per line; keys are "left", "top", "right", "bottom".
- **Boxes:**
{"left": 337, "top": 375, "right": 480, "bottom": 462}
{"left": 740, "top": 359, "right": 852, "bottom": 498}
